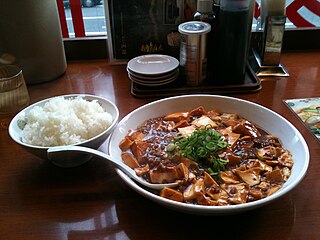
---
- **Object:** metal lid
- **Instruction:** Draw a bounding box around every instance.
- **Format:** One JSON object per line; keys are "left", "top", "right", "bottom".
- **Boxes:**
{"left": 178, "top": 21, "right": 211, "bottom": 35}
{"left": 197, "top": 0, "right": 213, "bottom": 13}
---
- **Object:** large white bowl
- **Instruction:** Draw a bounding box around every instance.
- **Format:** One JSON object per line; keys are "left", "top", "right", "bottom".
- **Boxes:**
{"left": 9, "top": 94, "right": 119, "bottom": 167}
{"left": 109, "top": 94, "right": 309, "bottom": 215}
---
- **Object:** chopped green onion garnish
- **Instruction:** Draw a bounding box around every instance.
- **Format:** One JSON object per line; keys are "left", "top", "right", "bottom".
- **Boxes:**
{"left": 170, "top": 127, "right": 229, "bottom": 175}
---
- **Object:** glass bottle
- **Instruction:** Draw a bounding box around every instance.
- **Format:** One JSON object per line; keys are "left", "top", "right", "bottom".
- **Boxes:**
{"left": 193, "top": 0, "right": 217, "bottom": 81}
{"left": 193, "top": 0, "right": 216, "bottom": 24}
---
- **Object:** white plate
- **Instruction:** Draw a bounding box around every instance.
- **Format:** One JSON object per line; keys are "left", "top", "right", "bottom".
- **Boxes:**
{"left": 109, "top": 95, "right": 309, "bottom": 215}
{"left": 127, "top": 54, "right": 179, "bottom": 75}
{"left": 128, "top": 69, "right": 179, "bottom": 84}
{"left": 128, "top": 73, "right": 177, "bottom": 87}
{"left": 127, "top": 67, "right": 179, "bottom": 81}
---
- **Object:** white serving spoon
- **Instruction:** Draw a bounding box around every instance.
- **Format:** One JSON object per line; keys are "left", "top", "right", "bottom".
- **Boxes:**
{"left": 47, "top": 145, "right": 178, "bottom": 190}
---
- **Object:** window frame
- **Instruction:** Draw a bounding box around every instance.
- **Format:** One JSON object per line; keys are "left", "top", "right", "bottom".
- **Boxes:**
{"left": 61, "top": 0, "right": 320, "bottom": 60}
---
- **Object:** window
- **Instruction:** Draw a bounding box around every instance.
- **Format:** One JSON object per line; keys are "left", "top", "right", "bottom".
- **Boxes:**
{"left": 57, "top": 0, "right": 107, "bottom": 38}
{"left": 253, "top": 0, "right": 320, "bottom": 29}
{"left": 58, "top": 0, "right": 319, "bottom": 38}
{"left": 56, "top": 0, "right": 320, "bottom": 60}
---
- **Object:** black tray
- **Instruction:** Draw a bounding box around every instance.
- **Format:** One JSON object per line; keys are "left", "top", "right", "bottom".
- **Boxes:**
{"left": 131, "top": 64, "right": 261, "bottom": 98}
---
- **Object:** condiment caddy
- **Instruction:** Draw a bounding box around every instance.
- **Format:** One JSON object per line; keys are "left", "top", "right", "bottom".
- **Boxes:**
{"left": 125, "top": 0, "right": 289, "bottom": 97}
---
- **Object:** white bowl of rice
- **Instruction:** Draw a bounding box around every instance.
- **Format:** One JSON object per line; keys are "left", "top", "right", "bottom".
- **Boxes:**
{"left": 9, "top": 94, "right": 119, "bottom": 167}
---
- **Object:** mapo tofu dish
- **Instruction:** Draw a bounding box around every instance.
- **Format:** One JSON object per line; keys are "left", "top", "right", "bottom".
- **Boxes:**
{"left": 119, "top": 106, "right": 294, "bottom": 206}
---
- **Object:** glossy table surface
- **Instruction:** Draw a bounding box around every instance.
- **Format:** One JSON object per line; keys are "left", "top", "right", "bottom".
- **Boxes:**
{"left": 1, "top": 50, "right": 320, "bottom": 240}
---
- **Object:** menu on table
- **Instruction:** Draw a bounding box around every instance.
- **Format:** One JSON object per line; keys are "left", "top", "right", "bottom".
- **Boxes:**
{"left": 284, "top": 97, "right": 320, "bottom": 141}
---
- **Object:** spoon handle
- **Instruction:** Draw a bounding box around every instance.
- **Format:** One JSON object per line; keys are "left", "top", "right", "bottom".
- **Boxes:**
{"left": 47, "top": 145, "right": 178, "bottom": 190}
{"left": 48, "top": 145, "right": 135, "bottom": 177}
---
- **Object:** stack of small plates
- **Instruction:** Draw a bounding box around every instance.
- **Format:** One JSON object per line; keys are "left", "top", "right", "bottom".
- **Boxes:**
{"left": 127, "top": 54, "right": 179, "bottom": 87}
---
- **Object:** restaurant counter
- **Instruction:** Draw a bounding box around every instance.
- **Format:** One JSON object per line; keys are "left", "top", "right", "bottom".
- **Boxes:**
{"left": 1, "top": 50, "right": 319, "bottom": 240}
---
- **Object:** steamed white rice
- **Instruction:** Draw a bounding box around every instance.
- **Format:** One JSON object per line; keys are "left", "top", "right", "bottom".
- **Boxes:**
{"left": 19, "top": 96, "right": 113, "bottom": 146}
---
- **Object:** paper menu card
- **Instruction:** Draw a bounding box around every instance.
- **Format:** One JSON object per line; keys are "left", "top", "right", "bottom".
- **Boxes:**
{"left": 284, "top": 97, "right": 320, "bottom": 141}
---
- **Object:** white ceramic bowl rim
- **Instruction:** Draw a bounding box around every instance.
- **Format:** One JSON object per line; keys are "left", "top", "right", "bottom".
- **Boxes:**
{"left": 9, "top": 94, "right": 119, "bottom": 149}
{"left": 109, "top": 94, "right": 310, "bottom": 214}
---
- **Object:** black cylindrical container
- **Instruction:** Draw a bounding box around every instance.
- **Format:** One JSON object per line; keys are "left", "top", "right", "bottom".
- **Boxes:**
{"left": 217, "top": 0, "right": 251, "bottom": 84}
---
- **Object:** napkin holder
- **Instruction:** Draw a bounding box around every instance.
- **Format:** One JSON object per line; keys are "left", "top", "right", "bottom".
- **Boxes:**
{"left": 250, "top": 15, "right": 289, "bottom": 77}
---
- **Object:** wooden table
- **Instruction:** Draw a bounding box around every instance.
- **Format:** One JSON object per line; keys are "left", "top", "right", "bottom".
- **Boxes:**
{"left": 1, "top": 50, "right": 319, "bottom": 240}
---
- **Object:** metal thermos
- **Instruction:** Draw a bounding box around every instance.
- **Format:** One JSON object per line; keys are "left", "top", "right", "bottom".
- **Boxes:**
{"left": 178, "top": 21, "right": 211, "bottom": 86}
{"left": 0, "top": 1, "right": 67, "bottom": 84}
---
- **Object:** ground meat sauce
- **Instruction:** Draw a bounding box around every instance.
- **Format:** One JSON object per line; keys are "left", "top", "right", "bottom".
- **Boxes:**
{"left": 119, "top": 106, "right": 294, "bottom": 206}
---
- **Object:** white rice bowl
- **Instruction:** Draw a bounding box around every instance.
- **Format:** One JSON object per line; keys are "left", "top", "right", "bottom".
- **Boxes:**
{"left": 19, "top": 96, "right": 113, "bottom": 147}
{"left": 9, "top": 94, "right": 119, "bottom": 167}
